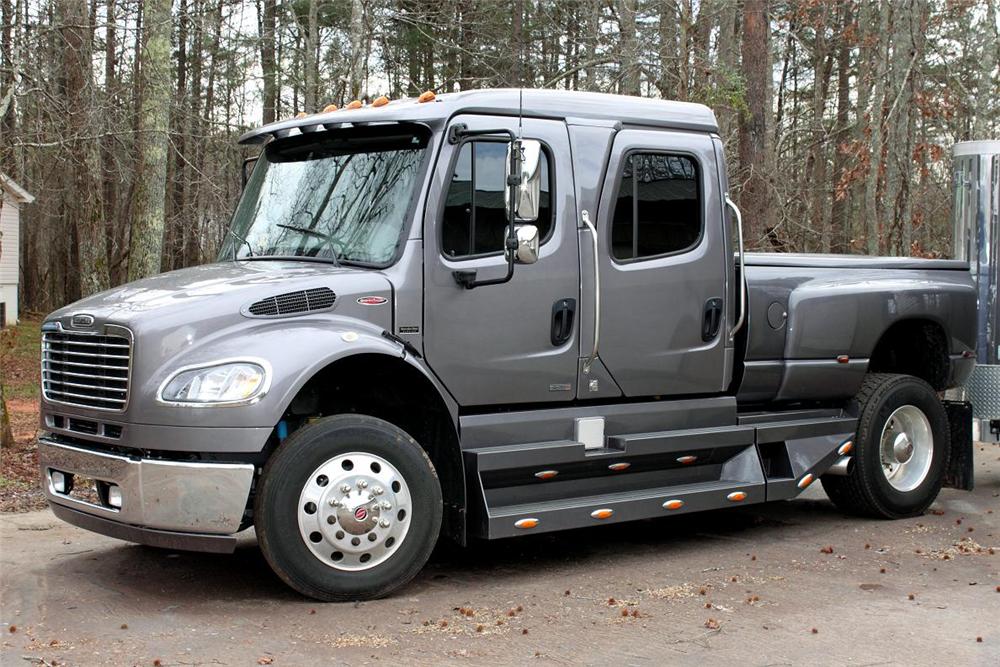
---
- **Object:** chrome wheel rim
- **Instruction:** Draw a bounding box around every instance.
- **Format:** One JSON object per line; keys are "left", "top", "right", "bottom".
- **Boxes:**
{"left": 297, "top": 452, "right": 411, "bottom": 571}
{"left": 878, "top": 405, "right": 933, "bottom": 492}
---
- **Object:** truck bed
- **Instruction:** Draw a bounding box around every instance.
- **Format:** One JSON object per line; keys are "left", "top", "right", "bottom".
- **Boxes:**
{"left": 745, "top": 252, "right": 968, "bottom": 271}
{"left": 738, "top": 252, "right": 977, "bottom": 404}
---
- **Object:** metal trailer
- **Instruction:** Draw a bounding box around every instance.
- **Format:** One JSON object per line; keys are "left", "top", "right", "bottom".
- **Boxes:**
{"left": 953, "top": 140, "right": 1000, "bottom": 443}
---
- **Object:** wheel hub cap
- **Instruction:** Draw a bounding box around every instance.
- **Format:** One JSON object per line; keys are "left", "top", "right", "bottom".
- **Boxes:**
{"left": 297, "top": 452, "right": 411, "bottom": 571}
{"left": 879, "top": 405, "right": 933, "bottom": 492}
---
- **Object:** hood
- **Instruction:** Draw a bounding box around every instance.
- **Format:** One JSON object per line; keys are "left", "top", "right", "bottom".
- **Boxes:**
{"left": 48, "top": 261, "right": 380, "bottom": 325}
{"left": 46, "top": 260, "right": 395, "bottom": 333}
{"left": 43, "top": 261, "right": 395, "bottom": 425}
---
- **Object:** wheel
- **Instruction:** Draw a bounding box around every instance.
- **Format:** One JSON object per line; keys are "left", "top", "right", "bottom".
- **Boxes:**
{"left": 255, "top": 414, "right": 442, "bottom": 601}
{"left": 821, "top": 373, "right": 950, "bottom": 519}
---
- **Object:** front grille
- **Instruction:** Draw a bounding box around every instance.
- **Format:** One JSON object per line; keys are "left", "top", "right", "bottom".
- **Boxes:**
{"left": 42, "top": 330, "right": 131, "bottom": 411}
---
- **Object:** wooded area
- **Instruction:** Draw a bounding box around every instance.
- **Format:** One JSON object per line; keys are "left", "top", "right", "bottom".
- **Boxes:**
{"left": 1, "top": 0, "right": 997, "bottom": 313}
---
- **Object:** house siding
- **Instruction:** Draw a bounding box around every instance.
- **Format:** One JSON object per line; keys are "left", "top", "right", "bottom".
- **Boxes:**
{"left": 0, "top": 194, "right": 20, "bottom": 325}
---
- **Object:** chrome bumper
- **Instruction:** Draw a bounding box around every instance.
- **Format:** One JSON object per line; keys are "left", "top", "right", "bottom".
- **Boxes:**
{"left": 38, "top": 438, "right": 255, "bottom": 540}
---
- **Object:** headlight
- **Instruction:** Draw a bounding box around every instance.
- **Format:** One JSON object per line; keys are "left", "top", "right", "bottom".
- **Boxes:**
{"left": 159, "top": 361, "right": 268, "bottom": 405}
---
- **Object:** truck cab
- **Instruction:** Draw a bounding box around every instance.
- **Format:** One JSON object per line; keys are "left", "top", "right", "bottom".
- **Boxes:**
{"left": 38, "top": 90, "right": 979, "bottom": 601}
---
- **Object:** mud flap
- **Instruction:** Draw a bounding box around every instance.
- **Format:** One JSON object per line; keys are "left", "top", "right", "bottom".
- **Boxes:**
{"left": 943, "top": 401, "right": 974, "bottom": 491}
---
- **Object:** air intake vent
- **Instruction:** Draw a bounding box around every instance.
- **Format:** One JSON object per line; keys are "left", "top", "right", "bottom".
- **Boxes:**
{"left": 247, "top": 287, "right": 336, "bottom": 317}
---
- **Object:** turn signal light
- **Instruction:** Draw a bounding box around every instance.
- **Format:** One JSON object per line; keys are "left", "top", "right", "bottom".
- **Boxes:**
{"left": 417, "top": 90, "right": 436, "bottom": 103}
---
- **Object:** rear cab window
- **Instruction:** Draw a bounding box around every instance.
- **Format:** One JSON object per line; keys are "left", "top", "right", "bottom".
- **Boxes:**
{"left": 611, "top": 152, "right": 701, "bottom": 261}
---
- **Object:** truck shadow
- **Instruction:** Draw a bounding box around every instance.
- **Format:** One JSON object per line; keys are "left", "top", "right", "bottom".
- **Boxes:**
{"left": 49, "top": 495, "right": 846, "bottom": 607}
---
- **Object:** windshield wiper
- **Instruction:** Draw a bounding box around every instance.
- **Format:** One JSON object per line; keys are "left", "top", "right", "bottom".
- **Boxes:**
{"left": 228, "top": 229, "right": 254, "bottom": 258}
{"left": 276, "top": 223, "right": 342, "bottom": 265}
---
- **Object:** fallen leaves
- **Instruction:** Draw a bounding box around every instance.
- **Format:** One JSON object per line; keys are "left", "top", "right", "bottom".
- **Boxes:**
{"left": 704, "top": 618, "right": 720, "bottom": 630}
{"left": 820, "top": 545, "right": 834, "bottom": 554}
{"left": 257, "top": 656, "right": 274, "bottom": 665}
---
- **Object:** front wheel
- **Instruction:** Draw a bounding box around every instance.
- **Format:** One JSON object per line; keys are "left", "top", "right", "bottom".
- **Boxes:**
{"left": 822, "top": 373, "right": 950, "bottom": 519}
{"left": 255, "top": 414, "right": 442, "bottom": 601}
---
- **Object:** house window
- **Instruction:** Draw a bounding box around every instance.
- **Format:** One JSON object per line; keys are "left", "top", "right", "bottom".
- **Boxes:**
{"left": 611, "top": 153, "right": 701, "bottom": 260}
{"left": 442, "top": 141, "right": 552, "bottom": 258}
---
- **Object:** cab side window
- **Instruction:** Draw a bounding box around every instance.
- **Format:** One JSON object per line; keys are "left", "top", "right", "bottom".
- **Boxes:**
{"left": 442, "top": 141, "right": 552, "bottom": 258}
{"left": 611, "top": 153, "right": 700, "bottom": 261}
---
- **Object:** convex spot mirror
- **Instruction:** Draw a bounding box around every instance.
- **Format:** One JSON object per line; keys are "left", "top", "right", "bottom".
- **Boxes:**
{"left": 511, "top": 223, "right": 539, "bottom": 264}
{"left": 505, "top": 139, "right": 542, "bottom": 223}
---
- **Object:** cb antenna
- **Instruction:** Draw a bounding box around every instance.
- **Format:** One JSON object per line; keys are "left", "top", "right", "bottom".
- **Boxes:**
{"left": 516, "top": 0, "right": 524, "bottom": 140}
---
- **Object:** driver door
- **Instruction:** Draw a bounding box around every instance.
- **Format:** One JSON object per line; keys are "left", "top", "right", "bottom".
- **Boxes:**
{"left": 422, "top": 115, "right": 581, "bottom": 406}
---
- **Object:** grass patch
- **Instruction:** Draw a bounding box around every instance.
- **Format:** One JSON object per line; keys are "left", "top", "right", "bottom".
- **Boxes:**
{"left": 1, "top": 315, "right": 42, "bottom": 400}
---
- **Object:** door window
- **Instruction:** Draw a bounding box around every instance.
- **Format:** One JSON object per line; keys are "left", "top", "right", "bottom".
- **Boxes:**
{"left": 611, "top": 153, "right": 701, "bottom": 261}
{"left": 442, "top": 140, "right": 552, "bottom": 258}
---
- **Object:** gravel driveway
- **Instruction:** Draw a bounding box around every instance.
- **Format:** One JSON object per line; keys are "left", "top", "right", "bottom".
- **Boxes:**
{"left": 3, "top": 448, "right": 998, "bottom": 666}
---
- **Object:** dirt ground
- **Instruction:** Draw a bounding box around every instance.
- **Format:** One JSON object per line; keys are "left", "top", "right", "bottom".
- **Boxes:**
{"left": 2, "top": 448, "right": 998, "bottom": 667}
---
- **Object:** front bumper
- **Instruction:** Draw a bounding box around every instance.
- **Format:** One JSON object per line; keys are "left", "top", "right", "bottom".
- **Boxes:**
{"left": 39, "top": 438, "right": 255, "bottom": 552}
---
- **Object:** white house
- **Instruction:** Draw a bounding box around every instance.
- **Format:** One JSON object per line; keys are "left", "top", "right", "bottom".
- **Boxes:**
{"left": 0, "top": 173, "right": 34, "bottom": 327}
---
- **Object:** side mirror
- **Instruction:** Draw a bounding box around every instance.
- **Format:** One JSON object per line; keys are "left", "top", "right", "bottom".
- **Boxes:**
{"left": 513, "top": 223, "right": 539, "bottom": 264}
{"left": 505, "top": 139, "right": 542, "bottom": 222}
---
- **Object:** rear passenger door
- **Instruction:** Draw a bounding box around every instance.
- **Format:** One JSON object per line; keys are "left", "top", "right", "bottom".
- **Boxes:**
{"left": 594, "top": 129, "right": 730, "bottom": 397}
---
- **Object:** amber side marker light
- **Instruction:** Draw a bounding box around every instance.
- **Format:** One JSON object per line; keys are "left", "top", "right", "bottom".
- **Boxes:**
{"left": 514, "top": 518, "right": 539, "bottom": 529}
{"left": 608, "top": 462, "right": 630, "bottom": 472}
{"left": 663, "top": 499, "right": 684, "bottom": 510}
{"left": 727, "top": 491, "right": 748, "bottom": 502}
{"left": 322, "top": 103, "right": 339, "bottom": 113}
{"left": 797, "top": 473, "right": 815, "bottom": 489}
{"left": 591, "top": 509, "right": 614, "bottom": 520}
{"left": 677, "top": 455, "right": 698, "bottom": 465}
{"left": 417, "top": 90, "right": 436, "bottom": 103}
{"left": 372, "top": 96, "right": 389, "bottom": 107}
{"left": 345, "top": 100, "right": 363, "bottom": 110}
{"left": 838, "top": 440, "right": 854, "bottom": 456}
{"left": 534, "top": 470, "right": 558, "bottom": 480}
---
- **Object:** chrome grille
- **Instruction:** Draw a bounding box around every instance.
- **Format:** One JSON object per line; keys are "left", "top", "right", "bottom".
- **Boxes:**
{"left": 42, "top": 329, "right": 132, "bottom": 411}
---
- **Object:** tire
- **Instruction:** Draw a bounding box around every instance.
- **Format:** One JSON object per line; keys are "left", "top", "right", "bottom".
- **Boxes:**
{"left": 255, "top": 414, "right": 442, "bottom": 601}
{"left": 821, "top": 373, "right": 950, "bottom": 519}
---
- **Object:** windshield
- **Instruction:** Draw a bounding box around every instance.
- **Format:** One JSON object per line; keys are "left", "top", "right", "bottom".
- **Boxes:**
{"left": 220, "top": 125, "right": 429, "bottom": 265}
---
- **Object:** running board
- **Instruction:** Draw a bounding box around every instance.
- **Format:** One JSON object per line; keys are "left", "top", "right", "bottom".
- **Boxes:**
{"left": 463, "top": 415, "right": 856, "bottom": 539}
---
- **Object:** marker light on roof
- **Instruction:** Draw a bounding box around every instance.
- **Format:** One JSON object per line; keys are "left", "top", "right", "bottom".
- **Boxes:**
{"left": 345, "top": 100, "right": 363, "bottom": 110}
{"left": 295, "top": 111, "right": 308, "bottom": 118}
{"left": 322, "top": 103, "right": 338, "bottom": 113}
{"left": 372, "top": 95, "right": 389, "bottom": 107}
{"left": 417, "top": 90, "right": 435, "bottom": 103}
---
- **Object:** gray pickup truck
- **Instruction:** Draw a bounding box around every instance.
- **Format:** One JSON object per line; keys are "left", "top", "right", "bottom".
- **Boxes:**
{"left": 38, "top": 90, "right": 980, "bottom": 601}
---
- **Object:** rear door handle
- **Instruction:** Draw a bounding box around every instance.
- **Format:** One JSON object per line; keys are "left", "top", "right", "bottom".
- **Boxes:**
{"left": 551, "top": 298, "right": 577, "bottom": 346}
{"left": 702, "top": 297, "right": 723, "bottom": 342}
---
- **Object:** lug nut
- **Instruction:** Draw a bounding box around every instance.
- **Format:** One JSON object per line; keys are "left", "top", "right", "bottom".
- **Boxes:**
{"left": 340, "top": 483, "right": 351, "bottom": 493}
{"left": 357, "top": 480, "right": 369, "bottom": 489}
{"left": 373, "top": 486, "right": 384, "bottom": 496}
{"left": 328, "top": 498, "right": 340, "bottom": 507}
{"left": 380, "top": 501, "right": 392, "bottom": 510}
{"left": 379, "top": 518, "right": 390, "bottom": 528}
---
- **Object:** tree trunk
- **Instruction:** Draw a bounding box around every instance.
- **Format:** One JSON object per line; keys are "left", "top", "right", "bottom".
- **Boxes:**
{"left": 861, "top": 1, "right": 890, "bottom": 256}
{"left": 656, "top": 0, "right": 679, "bottom": 98}
{"left": 830, "top": 1, "right": 852, "bottom": 253}
{"left": 617, "top": 0, "right": 640, "bottom": 95}
{"left": 349, "top": 0, "right": 365, "bottom": 99}
{"left": 58, "top": 0, "right": 109, "bottom": 296}
{"left": 737, "top": 0, "right": 773, "bottom": 247}
{"left": 0, "top": 380, "right": 13, "bottom": 450}
{"left": 260, "top": 0, "right": 278, "bottom": 124}
{"left": 128, "top": 0, "right": 172, "bottom": 281}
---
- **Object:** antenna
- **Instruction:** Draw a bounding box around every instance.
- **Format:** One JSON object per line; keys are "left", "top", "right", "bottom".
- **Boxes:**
{"left": 516, "top": 0, "right": 524, "bottom": 140}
